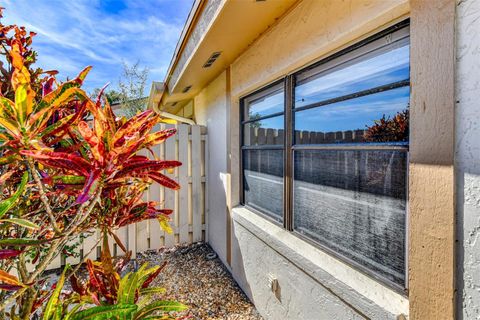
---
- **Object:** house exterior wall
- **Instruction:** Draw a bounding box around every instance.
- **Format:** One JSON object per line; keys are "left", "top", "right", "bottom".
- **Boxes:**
{"left": 186, "top": 0, "right": 465, "bottom": 318}
{"left": 193, "top": 70, "right": 229, "bottom": 266}
{"left": 456, "top": 0, "right": 480, "bottom": 318}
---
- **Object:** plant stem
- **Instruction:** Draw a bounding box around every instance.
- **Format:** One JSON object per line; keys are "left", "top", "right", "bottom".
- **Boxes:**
{"left": 27, "top": 187, "right": 102, "bottom": 284}
{"left": 20, "top": 287, "right": 36, "bottom": 320}
{"left": 26, "top": 158, "right": 61, "bottom": 234}
{"left": 26, "top": 239, "right": 61, "bottom": 284}
{"left": 17, "top": 254, "right": 28, "bottom": 282}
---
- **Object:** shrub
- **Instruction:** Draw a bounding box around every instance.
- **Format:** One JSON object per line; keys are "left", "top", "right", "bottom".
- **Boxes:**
{"left": 0, "top": 8, "right": 185, "bottom": 319}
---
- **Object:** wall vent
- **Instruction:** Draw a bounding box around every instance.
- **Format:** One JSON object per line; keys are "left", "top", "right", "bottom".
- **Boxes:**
{"left": 182, "top": 85, "right": 192, "bottom": 93}
{"left": 203, "top": 51, "right": 222, "bottom": 68}
{"left": 171, "top": 102, "right": 178, "bottom": 107}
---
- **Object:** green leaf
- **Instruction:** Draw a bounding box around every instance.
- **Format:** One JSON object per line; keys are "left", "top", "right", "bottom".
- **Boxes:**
{"left": 117, "top": 272, "right": 138, "bottom": 305}
{"left": 139, "top": 287, "right": 166, "bottom": 296}
{"left": 0, "top": 172, "right": 28, "bottom": 218}
{"left": 0, "top": 238, "right": 49, "bottom": 247}
{"left": 0, "top": 218, "right": 40, "bottom": 230}
{"left": 42, "top": 113, "right": 75, "bottom": 136}
{"left": 134, "top": 301, "right": 188, "bottom": 320}
{"left": 0, "top": 155, "right": 17, "bottom": 166}
{"left": 14, "top": 84, "right": 28, "bottom": 126}
{"left": 63, "top": 303, "right": 85, "bottom": 320}
{"left": 44, "top": 265, "right": 69, "bottom": 320}
{"left": 70, "top": 304, "right": 138, "bottom": 320}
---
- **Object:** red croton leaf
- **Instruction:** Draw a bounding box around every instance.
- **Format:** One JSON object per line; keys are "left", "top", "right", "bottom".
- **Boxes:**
{"left": 146, "top": 172, "right": 180, "bottom": 190}
{"left": 141, "top": 261, "right": 167, "bottom": 289}
{"left": 116, "top": 160, "right": 182, "bottom": 178}
{"left": 20, "top": 150, "right": 91, "bottom": 177}
{"left": 0, "top": 249, "right": 23, "bottom": 259}
{"left": 0, "top": 283, "right": 24, "bottom": 291}
{"left": 76, "top": 169, "right": 102, "bottom": 204}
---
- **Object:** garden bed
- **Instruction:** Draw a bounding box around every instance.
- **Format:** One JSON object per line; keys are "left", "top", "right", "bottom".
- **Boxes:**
{"left": 134, "top": 243, "right": 262, "bottom": 320}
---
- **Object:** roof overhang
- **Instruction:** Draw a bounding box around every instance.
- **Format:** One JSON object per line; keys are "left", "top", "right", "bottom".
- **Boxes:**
{"left": 158, "top": 0, "right": 298, "bottom": 114}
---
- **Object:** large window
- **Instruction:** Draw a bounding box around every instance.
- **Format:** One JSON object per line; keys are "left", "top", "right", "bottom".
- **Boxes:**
{"left": 241, "top": 22, "right": 410, "bottom": 290}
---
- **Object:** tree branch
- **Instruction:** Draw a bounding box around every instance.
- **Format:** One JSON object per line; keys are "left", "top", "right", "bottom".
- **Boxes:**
{"left": 26, "top": 158, "right": 61, "bottom": 234}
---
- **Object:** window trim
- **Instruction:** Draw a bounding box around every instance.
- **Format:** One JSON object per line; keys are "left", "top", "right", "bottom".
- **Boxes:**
{"left": 239, "top": 78, "right": 286, "bottom": 227}
{"left": 240, "top": 20, "right": 410, "bottom": 295}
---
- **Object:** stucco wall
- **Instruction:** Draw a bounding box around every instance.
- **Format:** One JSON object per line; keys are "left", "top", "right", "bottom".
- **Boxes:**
{"left": 194, "top": 70, "right": 229, "bottom": 266}
{"left": 456, "top": 0, "right": 480, "bottom": 318}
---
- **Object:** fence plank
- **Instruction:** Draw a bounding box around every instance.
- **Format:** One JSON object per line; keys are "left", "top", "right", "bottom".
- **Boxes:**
{"left": 65, "top": 238, "right": 81, "bottom": 266}
{"left": 204, "top": 133, "right": 209, "bottom": 242}
{"left": 115, "top": 226, "right": 128, "bottom": 257}
{"left": 164, "top": 124, "right": 176, "bottom": 247}
{"left": 149, "top": 143, "right": 163, "bottom": 250}
{"left": 266, "top": 128, "right": 275, "bottom": 145}
{"left": 128, "top": 222, "right": 137, "bottom": 259}
{"left": 136, "top": 149, "right": 150, "bottom": 253}
{"left": 191, "top": 126, "right": 202, "bottom": 242}
{"left": 178, "top": 125, "right": 189, "bottom": 244}
{"left": 82, "top": 231, "right": 98, "bottom": 261}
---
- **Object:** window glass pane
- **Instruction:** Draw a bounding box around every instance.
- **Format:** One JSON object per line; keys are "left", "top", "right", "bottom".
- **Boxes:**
{"left": 244, "top": 83, "right": 284, "bottom": 120}
{"left": 293, "top": 149, "right": 407, "bottom": 285}
{"left": 295, "top": 38, "right": 409, "bottom": 108}
{"left": 243, "top": 149, "right": 283, "bottom": 222}
{"left": 294, "top": 86, "right": 409, "bottom": 144}
{"left": 243, "top": 116, "right": 284, "bottom": 146}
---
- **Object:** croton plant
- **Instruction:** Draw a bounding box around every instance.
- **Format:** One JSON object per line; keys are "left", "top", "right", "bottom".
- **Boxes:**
{"left": 0, "top": 8, "right": 186, "bottom": 320}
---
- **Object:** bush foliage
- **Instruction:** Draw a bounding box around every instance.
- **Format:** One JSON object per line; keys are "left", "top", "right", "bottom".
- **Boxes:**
{"left": 0, "top": 8, "right": 185, "bottom": 319}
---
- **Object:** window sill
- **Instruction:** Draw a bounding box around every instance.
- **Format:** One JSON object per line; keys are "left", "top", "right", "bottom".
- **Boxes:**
{"left": 232, "top": 206, "right": 409, "bottom": 318}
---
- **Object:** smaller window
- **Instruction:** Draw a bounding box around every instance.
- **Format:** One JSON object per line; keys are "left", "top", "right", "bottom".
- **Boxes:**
{"left": 241, "top": 82, "right": 285, "bottom": 222}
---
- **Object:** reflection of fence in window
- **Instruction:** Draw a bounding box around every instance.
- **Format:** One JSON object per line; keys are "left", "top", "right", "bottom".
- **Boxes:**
{"left": 293, "top": 149, "right": 407, "bottom": 284}
{"left": 245, "top": 126, "right": 368, "bottom": 146}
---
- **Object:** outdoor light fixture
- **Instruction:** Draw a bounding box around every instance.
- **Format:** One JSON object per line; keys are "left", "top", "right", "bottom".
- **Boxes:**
{"left": 182, "top": 85, "right": 192, "bottom": 93}
{"left": 203, "top": 51, "right": 222, "bottom": 68}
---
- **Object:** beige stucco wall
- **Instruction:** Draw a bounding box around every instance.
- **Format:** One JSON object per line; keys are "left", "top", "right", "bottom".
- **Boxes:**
{"left": 193, "top": 70, "right": 229, "bottom": 266}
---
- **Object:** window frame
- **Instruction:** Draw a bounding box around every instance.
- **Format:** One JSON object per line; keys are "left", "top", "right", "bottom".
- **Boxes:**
{"left": 240, "top": 19, "right": 410, "bottom": 295}
{"left": 240, "top": 78, "right": 286, "bottom": 226}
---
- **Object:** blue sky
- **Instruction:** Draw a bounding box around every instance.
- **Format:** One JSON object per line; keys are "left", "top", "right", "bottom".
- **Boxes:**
{"left": 2, "top": 0, "right": 193, "bottom": 93}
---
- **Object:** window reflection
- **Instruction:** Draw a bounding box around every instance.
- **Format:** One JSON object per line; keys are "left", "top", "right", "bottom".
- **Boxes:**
{"left": 294, "top": 87, "right": 409, "bottom": 144}
{"left": 244, "top": 84, "right": 284, "bottom": 120}
{"left": 243, "top": 116, "right": 284, "bottom": 146}
{"left": 293, "top": 149, "right": 407, "bottom": 285}
{"left": 295, "top": 39, "right": 409, "bottom": 108}
{"left": 243, "top": 149, "right": 284, "bottom": 222}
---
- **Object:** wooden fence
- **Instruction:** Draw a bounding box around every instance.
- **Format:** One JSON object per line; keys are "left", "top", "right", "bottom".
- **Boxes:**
{"left": 244, "top": 127, "right": 368, "bottom": 145}
{"left": 46, "top": 124, "right": 208, "bottom": 270}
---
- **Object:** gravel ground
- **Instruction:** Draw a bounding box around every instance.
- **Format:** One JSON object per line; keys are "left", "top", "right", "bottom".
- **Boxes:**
{"left": 135, "top": 242, "right": 262, "bottom": 320}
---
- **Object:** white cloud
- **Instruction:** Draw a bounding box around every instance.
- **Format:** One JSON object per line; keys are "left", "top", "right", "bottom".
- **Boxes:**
{"left": 1, "top": 0, "right": 192, "bottom": 93}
